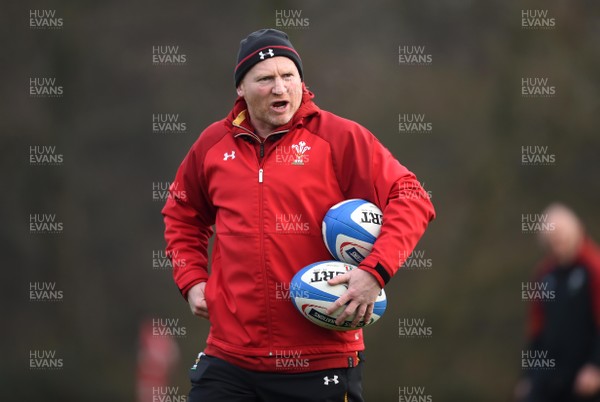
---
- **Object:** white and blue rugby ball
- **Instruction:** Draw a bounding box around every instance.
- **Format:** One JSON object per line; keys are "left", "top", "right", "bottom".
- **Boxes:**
{"left": 290, "top": 261, "right": 387, "bottom": 331}
{"left": 322, "top": 199, "right": 383, "bottom": 265}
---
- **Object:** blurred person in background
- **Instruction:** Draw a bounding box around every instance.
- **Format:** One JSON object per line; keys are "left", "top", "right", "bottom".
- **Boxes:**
{"left": 162, "top": 28, "right": 434, "bottom": 401}
{"left": 136, "top": 319, "right": 180, "bottom": 402}
{"left": 516, "top": 203, "right": 600, "bottom": 402}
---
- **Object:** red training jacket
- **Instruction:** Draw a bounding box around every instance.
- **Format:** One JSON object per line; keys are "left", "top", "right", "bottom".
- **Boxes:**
{"left": 162, "top": 87, "right": 435, "bottom": 372}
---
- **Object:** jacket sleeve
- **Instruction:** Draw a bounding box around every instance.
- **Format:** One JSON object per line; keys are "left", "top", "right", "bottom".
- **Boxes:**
{"left": 360, "top": 138, "right": 435, "bottom": 287}
{"left": 331, "top": 122, "right": 435, "bottom": 287}
{"left": 161, "top": 140, "right": 216, "bottom": 299}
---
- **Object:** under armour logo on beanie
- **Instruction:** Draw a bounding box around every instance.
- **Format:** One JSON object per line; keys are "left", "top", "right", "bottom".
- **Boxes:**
{"left": 259, "top": 49, "right": 275, "bottom": 59}
{"left": 234, "top": 29, "right": 304, "bottom": 87}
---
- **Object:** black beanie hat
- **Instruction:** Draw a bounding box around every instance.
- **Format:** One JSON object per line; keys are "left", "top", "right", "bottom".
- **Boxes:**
{"left": 234, "top": 29, "right": 303, "bottom": 87}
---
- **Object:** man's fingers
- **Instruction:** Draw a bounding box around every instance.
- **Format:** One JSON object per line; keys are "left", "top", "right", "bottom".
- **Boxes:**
{"left": 363, "top": 304, "right": 374, "bottom": 325}
{"left": 192, "top": 304, "right": 209, "bottom": 319}
{"left": 187, "top": 282, "right": 209, "bottom": 319}
{"left": 325, "top": 269, "right": 380, "bottom": 326}
{"left": 326, "top": 290, "right": 352, "bottom": 315}
{"left": 193, "top": 306, "right": 209, "bottom": 319}
{"left": 350, "top": 304, "right": 367, "bottom": 327}
{"left": 327, "top": 272, "right": 350, "bottom": 286}
{"left": 189, "top": 295, "right": 210, "bottom": 319}
{"left": 336, "top": 300, "right": 359, "bottom": 325}
{"left": 333, "top": 302, "right": 374, "bottom": 327}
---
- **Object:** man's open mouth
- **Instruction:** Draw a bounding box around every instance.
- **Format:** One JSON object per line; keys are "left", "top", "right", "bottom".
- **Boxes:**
{"left": 271, "top": 100, "right": 289, "bottom": 111}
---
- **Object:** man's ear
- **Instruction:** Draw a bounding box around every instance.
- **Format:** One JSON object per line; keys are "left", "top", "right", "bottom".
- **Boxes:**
{"left": 236, "top": 83, "right": 244, "bottom": 97}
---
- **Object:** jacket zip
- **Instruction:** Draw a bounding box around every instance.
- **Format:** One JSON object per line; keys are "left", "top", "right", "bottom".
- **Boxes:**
{"left": 233, "top": 126, "right": 288, "bottom": 357}
{"left": 257, "top": 160, "right": 271, "bottom": 355}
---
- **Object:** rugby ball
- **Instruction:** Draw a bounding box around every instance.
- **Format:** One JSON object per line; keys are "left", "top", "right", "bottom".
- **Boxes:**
{"left": 290, "top": 260, "right": 387, "bottom": 331}
{"left": 322, "top": 199, "right": 383, "bottom": 264}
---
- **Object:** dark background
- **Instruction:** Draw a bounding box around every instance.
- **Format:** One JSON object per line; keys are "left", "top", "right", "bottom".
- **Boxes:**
{"left": 3, "top": 0, "right": 600, "bottom": 400}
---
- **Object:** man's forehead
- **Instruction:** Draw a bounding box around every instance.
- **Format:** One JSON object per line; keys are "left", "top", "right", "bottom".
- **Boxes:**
{"left": 247, "top": 57, "right": 298, "bottom": 75}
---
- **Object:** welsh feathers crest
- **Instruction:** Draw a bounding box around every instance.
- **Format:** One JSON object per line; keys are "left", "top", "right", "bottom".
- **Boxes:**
{"left": 291, "top": 141, "right": 311, "bottom": 165}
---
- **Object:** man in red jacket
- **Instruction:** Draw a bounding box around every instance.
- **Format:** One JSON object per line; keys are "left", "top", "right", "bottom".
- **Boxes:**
{"left": 162, "top": 29, "right": 435, "bottom": 402}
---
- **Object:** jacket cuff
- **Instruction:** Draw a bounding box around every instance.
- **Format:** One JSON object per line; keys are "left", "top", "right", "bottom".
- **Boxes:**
{"left": 358, "top": 262, "right": 390, "bottom": 288}
{"left": 180, "top": 278, "right": 207, "bottom": 300}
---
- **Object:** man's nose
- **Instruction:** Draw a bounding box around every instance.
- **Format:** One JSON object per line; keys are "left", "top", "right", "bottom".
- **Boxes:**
{"left": 272, "top": 77, "right": 287, "bottom": 95}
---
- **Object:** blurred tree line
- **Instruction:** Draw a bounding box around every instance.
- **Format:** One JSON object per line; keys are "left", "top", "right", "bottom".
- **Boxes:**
{"left": 2, "top": 0, "right": 599, "bottom": 400}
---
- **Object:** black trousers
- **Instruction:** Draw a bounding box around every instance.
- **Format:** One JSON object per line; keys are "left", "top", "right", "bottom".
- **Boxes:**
{"left": 188, "top": 354, "right": 364, "bottom": 402}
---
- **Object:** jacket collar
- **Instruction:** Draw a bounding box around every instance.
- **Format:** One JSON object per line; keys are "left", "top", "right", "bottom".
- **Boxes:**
{"left": 227, "top": 83, "right": 320, "bottom": 139}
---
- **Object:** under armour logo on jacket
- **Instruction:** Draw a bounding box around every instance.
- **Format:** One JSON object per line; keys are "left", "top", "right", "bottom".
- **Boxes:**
{"left": 223, "top": 151, "right": 236, "bottom": 161}
{"left": 259, "top": 49, "right": 274, "bottom": 60}
{"left": 323, "top": 375, "right": 339, "bottom": 385}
